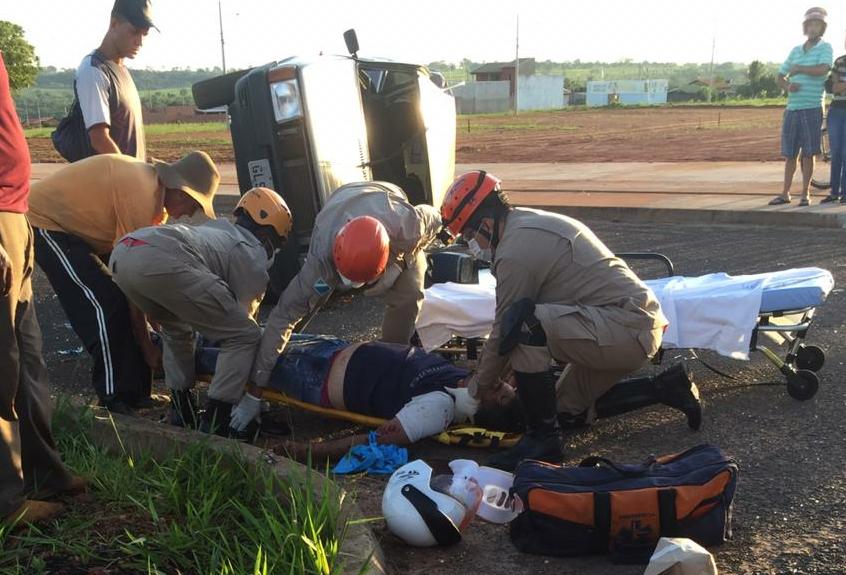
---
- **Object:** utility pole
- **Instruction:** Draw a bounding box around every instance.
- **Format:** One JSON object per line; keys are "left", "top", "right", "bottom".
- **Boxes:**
{"left": 707, "top": 35, "right": 716, "bottom": 103}
{"left": 218, "top": 0, "right": 227, "bottom": 73}
{"left": 514, "top": 14, "right": 519, "bottom": 115}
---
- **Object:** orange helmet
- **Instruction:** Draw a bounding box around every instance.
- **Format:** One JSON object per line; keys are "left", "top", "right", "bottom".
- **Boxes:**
{"left": 440, "top": 171, "right": 502, "bottom": 236}
{"left": 235, "top": 187, "right": 293, "bottom": 238}
{"left": 333, "top": 216, "right": 390, "bottom": 283}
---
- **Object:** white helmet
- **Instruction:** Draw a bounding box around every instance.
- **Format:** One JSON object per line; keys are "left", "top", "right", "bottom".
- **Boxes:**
{"left": 382, "top": 459, "right": 482, "bottom": 547}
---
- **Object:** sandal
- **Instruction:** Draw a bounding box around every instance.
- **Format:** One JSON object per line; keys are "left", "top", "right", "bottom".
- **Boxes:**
{"left": 799, "top": 198, "right": 810, "bottom": 207}
{"left": 768, "top": 196, "right": 791, "bottom": 206}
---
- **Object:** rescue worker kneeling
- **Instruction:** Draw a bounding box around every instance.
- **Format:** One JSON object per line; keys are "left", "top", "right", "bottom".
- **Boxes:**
{"left": 441, "top": 171, "right": 701, "bottom": 471}
{"left": 248, "top": 181, "right": 443, "bottom": 398}
{"left": 109, "top": 187, "right": 292, "bottom": 439}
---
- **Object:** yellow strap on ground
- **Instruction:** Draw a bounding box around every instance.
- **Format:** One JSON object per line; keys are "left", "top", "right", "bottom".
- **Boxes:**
{"left": 246, "top": 384, "right": 523, "bottom": 449}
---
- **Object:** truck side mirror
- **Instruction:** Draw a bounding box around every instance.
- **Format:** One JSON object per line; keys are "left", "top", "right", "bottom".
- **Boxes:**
{"left": 344, "top": 29, "right": 359, "bottom": 58}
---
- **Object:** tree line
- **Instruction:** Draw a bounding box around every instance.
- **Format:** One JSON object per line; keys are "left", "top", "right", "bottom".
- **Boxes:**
{"left": 427, "top": 58, "right": 783, "bottom": 98}
{"left": 0, "top": 17, "right": 791, "bottom": 122}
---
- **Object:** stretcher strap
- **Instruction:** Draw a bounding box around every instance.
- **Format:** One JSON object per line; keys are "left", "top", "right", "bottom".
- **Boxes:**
{"left": 658, "top": 488, "right": 679, "bottom": 536}
{"left": 593, "top": 492, "right": 611, "bottom": 552}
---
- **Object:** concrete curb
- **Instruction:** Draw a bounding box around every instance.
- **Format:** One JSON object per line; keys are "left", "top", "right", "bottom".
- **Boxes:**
{"left": 215, "top": 194, "right": 846, "bottom": 230}
{"left": 492, "top": 204, "right": 846, "bottom": 229}
{"left": 87, "top": 411, "right": 387, "bottom": 575}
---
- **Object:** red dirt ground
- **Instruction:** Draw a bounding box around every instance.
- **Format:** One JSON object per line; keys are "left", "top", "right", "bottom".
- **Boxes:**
{"left": 455, "top": 106, "right": 783, "bottom": 163}
{"left": 26, "top": 105, "right": 785, "bottom": 164}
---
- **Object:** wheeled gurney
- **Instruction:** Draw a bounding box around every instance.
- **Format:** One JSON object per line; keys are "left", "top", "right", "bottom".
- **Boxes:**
{"left": 416, "top": 253, "right": 834, "bottom": 401}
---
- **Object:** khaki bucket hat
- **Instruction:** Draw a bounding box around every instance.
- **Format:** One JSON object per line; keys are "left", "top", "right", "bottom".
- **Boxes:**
{"left": 153, "top": 151, "right": 219, "bottom": 219}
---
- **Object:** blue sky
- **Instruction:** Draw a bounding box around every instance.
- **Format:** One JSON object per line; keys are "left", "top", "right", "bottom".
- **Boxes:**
{"left": 4, "top": 0, "right": 846, "bottom": 70}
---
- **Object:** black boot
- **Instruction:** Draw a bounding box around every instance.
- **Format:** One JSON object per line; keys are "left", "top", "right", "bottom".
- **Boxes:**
{"left": 488, "top": 371, "right": 562, "bottom": 471}
{"left": 167, "top": 389, "right": 198, "bottom": 428}
{"left": 199, "top": 399, "right": 233, "bottom": 437}
{"left": 653, "top": 364, "right": 702, "bottom": 431}
{"left": 595, "top": 363, "right": 702, "bottom": 430}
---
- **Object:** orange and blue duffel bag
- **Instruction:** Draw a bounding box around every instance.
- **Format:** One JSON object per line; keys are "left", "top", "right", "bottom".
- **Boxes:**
{"left": 509, "top": 444, "right": 738, "bottom": 563}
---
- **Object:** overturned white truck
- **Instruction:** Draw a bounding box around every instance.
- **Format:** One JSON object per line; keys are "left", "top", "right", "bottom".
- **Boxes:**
{"left": 192, "top": 30, "right": 456, "bottom": 293}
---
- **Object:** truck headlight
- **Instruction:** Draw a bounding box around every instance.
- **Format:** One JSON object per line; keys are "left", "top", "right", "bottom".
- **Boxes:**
{"left": 269, "top": 80, "right": 301, "bottom": 123}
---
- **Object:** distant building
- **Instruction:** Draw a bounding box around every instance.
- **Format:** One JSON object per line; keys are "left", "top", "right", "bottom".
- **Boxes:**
{"left": 586, "top": 80, "right": 668, "bottom": 107}
{"left": 471, "top": 58, "right": 536, "bottom": 81}
{"left": 471, "top": 58, "right": 536, "bottom": 98}
{"left": 456, "top": 59, "right": 566, "bottom": 114}
{"left": 689, "top": 78, "right": 735, "bottom": 98}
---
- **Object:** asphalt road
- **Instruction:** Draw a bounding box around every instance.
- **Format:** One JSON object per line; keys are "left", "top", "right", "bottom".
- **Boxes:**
{"left": 33, "top": 218, "right": 846, "bottom": 575}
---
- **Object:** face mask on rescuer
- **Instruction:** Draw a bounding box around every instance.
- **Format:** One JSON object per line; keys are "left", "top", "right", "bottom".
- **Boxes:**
{"left": 467, "top": 239, "right": 491, "bottom": 261}
{"left": 339, "top": 274, "right": 365, "bottom": 289}
{"left": 467, "top": 238, "right": 483, "bottom": 259}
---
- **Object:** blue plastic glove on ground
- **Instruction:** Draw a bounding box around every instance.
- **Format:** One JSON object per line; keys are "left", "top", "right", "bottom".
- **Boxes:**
{"left": 333, "top": 431, "right": 408, "bottom": 475}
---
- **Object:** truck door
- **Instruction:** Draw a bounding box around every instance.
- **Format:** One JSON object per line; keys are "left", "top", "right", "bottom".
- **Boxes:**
{"left": 417, "top": 72, "right": 456, "bottom": 209}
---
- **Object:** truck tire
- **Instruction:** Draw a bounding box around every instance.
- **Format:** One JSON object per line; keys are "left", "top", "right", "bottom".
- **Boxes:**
{"left": 192, "top": 68, "right": 252, "bottom": 109}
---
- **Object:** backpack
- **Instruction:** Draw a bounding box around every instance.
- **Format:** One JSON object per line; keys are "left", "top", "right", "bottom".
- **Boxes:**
{"left": 51, "top": 51, "right": 115, "bottom": 162}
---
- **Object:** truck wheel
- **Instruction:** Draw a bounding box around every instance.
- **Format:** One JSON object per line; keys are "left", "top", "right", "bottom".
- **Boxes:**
{"left": 192, "top": 68, "right": 252, "bottom": 109}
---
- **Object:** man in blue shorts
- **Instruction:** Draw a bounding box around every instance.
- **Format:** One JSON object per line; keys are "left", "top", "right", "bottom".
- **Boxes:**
{"left": 770, "top": 7, "right": 833, "bottom": 207}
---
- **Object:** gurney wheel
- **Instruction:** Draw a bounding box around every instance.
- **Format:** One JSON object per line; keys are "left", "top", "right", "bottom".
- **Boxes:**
{"left": 787, "top": 370, "right": 819, "bottom": 401}
{"left": 796, "top": 344, "right": 825, "bottom": 372}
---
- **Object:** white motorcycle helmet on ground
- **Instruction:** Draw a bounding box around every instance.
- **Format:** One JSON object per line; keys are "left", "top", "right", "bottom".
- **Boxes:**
{"left": 382, "top": 459, "right": 483, "bottom": 547}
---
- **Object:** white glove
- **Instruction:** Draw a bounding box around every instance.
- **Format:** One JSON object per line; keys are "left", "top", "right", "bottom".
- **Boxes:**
{"left": 445, "top": 387, "right": 481, "bottom": 423}
{"left": 229, "top": 393, "right": 262, "bottom": 431}
{"left": 364, "top": 262, "right": 403, "bottom": 297}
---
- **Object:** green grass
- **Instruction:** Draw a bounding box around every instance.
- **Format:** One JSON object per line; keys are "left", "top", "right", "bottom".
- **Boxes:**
{"left": 23, "top": 127, "right": 53, "bottom": 138}
{"left": 145, "top": 122, "right": 228, "bottom": 134}
{"left": 667, "top": 96, "right": 787, "bottom": 107}
{"left": 23, "top": 122, "right": 229, "bottom": 139}
{"left": 1, "top": 401, "right": 357, "bottom": 575}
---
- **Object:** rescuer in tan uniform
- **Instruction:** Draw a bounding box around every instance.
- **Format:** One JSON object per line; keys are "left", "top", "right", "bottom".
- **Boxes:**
{"left": 28, "top": 151, "right": 220, "bottom": 414}
{"left": 441, "top": 171, "right": 701, "bottom": 471}
{"left": 109, "top": 188, "right": 292, "bottom": 439}
{"left": 249, "top": 181, "right": 442, "bottom": 401}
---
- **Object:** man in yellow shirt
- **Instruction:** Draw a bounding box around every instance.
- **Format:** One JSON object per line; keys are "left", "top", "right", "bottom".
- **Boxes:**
{"left": 27, "top": 151, "right": 219, "bottom": 413}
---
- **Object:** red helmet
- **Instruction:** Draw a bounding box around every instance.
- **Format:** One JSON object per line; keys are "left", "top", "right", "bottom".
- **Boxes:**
{"left": 440, "top": 171, "right": 502, "bottom": 236}
{"left": 333, "top": 216, "right": 390, "bottom": 283}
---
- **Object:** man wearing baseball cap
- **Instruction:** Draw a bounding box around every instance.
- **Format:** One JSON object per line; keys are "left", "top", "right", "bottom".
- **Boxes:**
{"left": 71, "top": 0, "right": 157, "bottom": 159}
{"left": 769, "top": 7, "right": 833, "bottom": 207}
{"left": 27, "top": 151, "right": 219, "bottom": 414}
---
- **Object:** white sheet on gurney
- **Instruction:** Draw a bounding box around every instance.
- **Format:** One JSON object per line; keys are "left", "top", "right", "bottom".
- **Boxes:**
{"left": 648, "top": 273, "right": 763, "bottom": 359}
{"left": 416, "top": 270, "right": 497, "bottom": 351}
{"left": 651, "top": 267, "right": 833, "bottom": 358}
{"left": 416, "top": 267, "right": 833, "bottom": 360}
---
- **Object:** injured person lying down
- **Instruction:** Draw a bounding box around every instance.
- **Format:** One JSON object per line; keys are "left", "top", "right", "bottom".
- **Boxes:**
{"left": 196, "top": 334, "right": 702, "bottom": 459}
